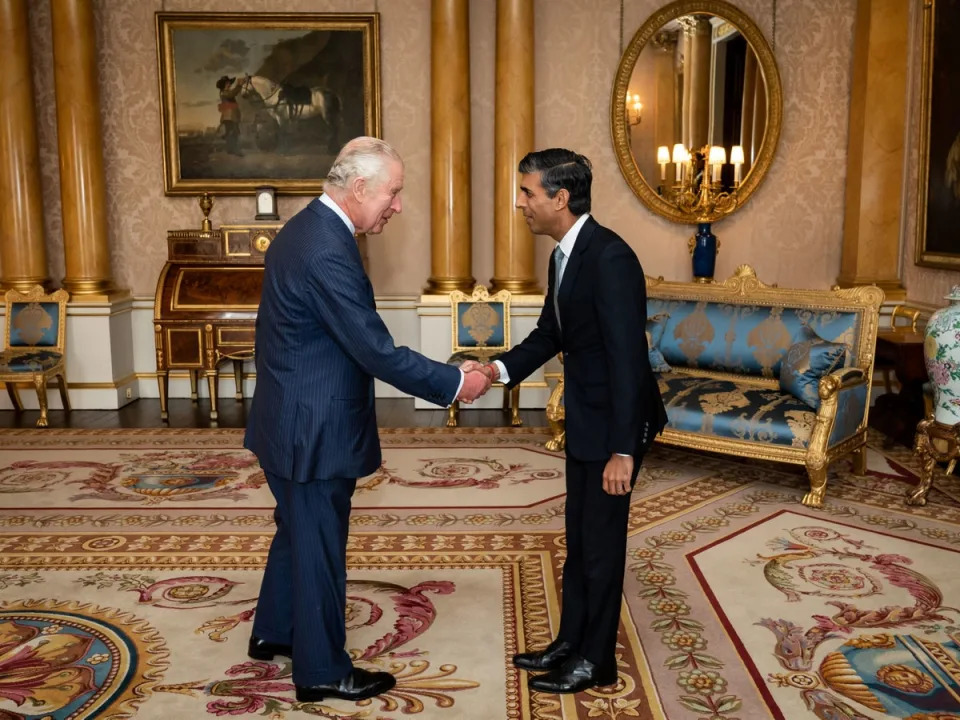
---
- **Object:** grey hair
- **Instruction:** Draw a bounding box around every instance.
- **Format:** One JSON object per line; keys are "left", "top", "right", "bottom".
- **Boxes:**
{"left": 325, "top": 137, "right": 402, "bottom": 188}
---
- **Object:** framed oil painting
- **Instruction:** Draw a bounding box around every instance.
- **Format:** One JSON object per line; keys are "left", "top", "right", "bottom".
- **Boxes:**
{"left": 156, "top": 12, "right": 380, "bottom": 195}
{"left": 916, "top": 0, "right": 960, "bottom": 268}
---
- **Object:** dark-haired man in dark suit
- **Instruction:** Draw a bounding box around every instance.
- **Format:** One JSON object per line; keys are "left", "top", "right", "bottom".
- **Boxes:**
{"left": 468, "top": 148, "right": 667, "bottom": 694}
{"left": 244, "top": 137, "right": 491, "bottom": 704}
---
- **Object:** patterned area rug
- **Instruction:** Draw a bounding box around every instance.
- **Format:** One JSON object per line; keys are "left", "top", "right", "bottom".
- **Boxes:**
{"left": 0, "top": 427, "right": 958, "bottom": 719}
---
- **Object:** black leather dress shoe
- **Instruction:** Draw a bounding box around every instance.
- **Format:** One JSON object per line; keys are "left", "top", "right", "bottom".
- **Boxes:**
{"left": 296, "top": 667, "right": 396, "bottom": 703}
{"left": 513, "top": 639, "right": 574, "bottom": 671}
{"left": 247, "top": 635, "right": 293, "bottom": 661}
{"left": 528, "top": 655, "right": 618, "bottom": 694}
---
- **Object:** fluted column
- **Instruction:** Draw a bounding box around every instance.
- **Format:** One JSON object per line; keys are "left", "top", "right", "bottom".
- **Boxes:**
{"left": 653, "top": 32, "right": 678, "bottom": 156}
{"left": 51, "top": 0, "right": 114, "bottom": 296}
{"left": 0, "top": 0, "right": 49, "bottom": 291}
{"left": 491, "top": 0, "right": 539, "bottom": 294}
{"left": 739, "top": 50, "right": 757, "bottom": 168}
{"left": 687, "top": 17, "right": 711, "bottom": 151}
{"left": 680, "top": 25, "right": 692, "bottom": 148}
{"left": 425, "top": 0, "right": 474, "bottom": 293}
{"left": 838, "top": 0, "right": 909, "bottom": 298}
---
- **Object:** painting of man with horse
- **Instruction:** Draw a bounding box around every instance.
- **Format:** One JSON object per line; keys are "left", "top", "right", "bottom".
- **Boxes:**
{"left": 157, "top": 13, "right": 380, "bottom": 194}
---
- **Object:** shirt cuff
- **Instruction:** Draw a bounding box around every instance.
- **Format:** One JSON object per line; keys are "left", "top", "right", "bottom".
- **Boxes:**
{"left": 615, "top": 453, "right": 631, "bottom": 457}
{"left": 451, "top": 369, "right": 465, "bottom": 407}
{"left": 492, "top": 360, "right": 510, "bottom": 384}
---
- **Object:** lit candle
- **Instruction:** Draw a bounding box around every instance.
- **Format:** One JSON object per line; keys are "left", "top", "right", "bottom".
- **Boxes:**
{"left": 657, "top": 146, "right": 670, "bottom": 181}
{"left": 730, "top": 145, "right": 745, "bottom": 185}
{"left": 708, "top": 146, "right": 726, "bottom": 184}
{"left": 672, "top": 144, "right": 685, "bottom": 182}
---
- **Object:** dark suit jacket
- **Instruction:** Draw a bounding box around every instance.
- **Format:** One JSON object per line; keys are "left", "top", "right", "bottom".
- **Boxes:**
{"left": 497, "top": 216, "right": 667, "bottom": 462}
{"left": 245, "top": 199, "right": 461, "bottom": 483}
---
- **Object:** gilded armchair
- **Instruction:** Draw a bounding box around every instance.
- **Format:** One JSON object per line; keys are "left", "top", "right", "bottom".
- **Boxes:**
{"left": 0, "top": 286, "right": 71, "bottom": 427}
{"left": 446, "top": 285, "right": 520, "bottom": 428}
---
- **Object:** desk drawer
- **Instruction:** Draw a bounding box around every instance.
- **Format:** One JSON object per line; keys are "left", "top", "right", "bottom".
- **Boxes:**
{"left": 165, "top": 328, "right": 203, "bottom": 367}
{"left": 217, "top": 327, "right": 256, "bottom": 346}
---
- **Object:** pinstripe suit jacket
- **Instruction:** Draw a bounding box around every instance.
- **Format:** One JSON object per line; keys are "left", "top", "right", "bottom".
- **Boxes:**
{"left": 244, "top": 199, "right": 461, "bottom": 483}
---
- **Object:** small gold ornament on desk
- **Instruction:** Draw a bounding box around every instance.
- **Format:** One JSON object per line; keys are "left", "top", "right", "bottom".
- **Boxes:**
{"left": 198, "top": 192, "right": 214, "bottom": 234}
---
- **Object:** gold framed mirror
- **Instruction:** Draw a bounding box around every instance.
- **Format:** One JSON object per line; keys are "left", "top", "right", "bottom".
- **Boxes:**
{"left": 611, "top": 0, "right": 782, "bottom": 223}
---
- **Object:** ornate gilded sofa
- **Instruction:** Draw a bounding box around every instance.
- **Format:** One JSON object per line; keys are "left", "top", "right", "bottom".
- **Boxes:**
{"left": 545, "top": 265, "right": 884, "bottom": 507}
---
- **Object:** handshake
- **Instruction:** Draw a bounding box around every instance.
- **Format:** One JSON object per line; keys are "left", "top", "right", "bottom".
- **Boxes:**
{"left": 456, "top": 360, "right": 501, "bottom": 404}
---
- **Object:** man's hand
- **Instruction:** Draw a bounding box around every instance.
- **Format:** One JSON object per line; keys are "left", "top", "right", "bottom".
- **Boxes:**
{"left": 460, "top": 360, "right": 500, "bottom": 382}
{"left": 458, "top": 370, "right": 492, "bottom": 403}
{"left": 460, "top": 360, "right": 484, "bottom": 373}
{"left": 602, "top": 454, "right": 634, "bottom": 496}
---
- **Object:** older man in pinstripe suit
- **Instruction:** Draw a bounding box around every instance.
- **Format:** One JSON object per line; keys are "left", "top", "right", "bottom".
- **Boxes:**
{"left": 244, "top": 137, "right": 491, "bottom": 704}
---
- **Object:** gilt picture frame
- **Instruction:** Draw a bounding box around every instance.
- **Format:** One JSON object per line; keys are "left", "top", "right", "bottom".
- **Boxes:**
{"left": 156, "top": 12, "right": 380, "bottom": 195}
{"left": 915, "top": 0, "right": 960, "bottom": 268}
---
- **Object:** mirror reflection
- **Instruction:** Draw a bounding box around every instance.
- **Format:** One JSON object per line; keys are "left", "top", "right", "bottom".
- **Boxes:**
{"left": 624, "top": 14, "right": 767, "bottom": 197}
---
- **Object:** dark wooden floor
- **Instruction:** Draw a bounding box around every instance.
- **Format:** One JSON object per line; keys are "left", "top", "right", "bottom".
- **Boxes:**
{"left": 0, "top": 398, "right": 548, "bottom": 430}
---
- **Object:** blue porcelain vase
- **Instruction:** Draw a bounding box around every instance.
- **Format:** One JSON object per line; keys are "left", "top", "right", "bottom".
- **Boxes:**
{"left": 692, "top": 223, "right": 717, "bottom": 282}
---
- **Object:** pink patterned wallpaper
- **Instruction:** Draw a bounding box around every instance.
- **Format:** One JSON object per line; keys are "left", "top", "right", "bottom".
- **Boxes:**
{"left": 23, "top": 0, "right": 877, "bottom": 297}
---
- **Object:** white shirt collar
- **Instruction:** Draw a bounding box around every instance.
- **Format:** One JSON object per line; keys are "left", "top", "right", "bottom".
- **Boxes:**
{"left": 318, "top": 192, "right": 356, "bottom": 236}
{"left": 557, "top": 213, "right": 590, "bottom": 258}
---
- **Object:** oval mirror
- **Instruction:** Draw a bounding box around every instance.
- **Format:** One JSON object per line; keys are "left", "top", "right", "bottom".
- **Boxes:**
{"left": 611, "top": 0, "right": 782, "bottom": 223}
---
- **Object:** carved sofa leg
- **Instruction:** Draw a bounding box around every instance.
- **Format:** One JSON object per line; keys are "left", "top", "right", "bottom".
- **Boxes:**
{"left": 802, "top": 460, "right": 828, "bottom": 508}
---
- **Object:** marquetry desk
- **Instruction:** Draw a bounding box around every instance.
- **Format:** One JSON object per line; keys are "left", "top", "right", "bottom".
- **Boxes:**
{"left": 154, "top": 224, "right": 279, "bottom": 421}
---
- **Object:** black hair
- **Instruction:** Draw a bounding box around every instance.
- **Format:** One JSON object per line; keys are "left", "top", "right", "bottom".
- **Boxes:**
{"left": 517, "top": 148, "right": 592, "bottom": 215}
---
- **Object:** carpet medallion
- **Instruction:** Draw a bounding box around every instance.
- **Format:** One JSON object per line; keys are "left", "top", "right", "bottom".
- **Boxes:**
{"left": 0, "top": 428, "right": 958, "bottom": 719}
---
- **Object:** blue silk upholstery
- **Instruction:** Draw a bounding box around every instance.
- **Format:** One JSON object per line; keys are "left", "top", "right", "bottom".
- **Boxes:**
{"left": 828, "top": 383, "right": 868, "bottom": 445}
{"left": 657, "top": 374, "right": 817, "bottom": 448}
{"left": 0, "top": 350, "right": 62, "bottom": 372}
{"left": 646, "top": 313, "right": 671, "bottom": 372}
{"left": 8, "top": 302, "right": 60, "bottom": 347}
{"left": 456, "top": 302, "right": 506, "bottom": 349}
{"left": 646, "top": 299, "right": 860, "bottom": 379}
{"left": 779, "top": 325, "right": 847, "bottom": 410}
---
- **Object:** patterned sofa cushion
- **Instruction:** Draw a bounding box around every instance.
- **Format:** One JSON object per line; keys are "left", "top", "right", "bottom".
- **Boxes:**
{"left": 778, "top": 325, "right": 847, "bottom": 410}
{"left": 657, "top": 374, "right": 818, "bottom": 448}
{"left": 646, "top": 313, "right": 671, "bottom": 373}
{"left": 646, "top": 299, "right": 860, "bottom": 379}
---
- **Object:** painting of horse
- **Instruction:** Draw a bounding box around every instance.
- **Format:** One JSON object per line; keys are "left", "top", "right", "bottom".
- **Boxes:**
{"left": 157, "top": 13, "right": 380, "bottom": 195}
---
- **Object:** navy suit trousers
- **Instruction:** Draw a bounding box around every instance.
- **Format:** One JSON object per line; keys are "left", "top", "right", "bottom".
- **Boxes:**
{"left": 253, "top": 472, "right": 357, "bottom": 686}
{"left": 557, "top": 456, "right": 639, "bottom": 667}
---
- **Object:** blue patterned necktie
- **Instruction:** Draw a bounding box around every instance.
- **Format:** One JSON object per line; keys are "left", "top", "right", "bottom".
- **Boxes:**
{"left": 553, "top": 244, "right": 566, "bottom": 330}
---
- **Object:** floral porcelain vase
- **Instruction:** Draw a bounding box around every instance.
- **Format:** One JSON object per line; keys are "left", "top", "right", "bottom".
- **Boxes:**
{"left": 923, "top": 285, "right": 960, "bottom": 425}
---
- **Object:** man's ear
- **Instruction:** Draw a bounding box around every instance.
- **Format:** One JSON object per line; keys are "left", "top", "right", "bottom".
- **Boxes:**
{"left": 351, "top": 175, "right": 367, "bottom": 202}
{"left": 554, "top": 188, "right": 570, "bottom": 211}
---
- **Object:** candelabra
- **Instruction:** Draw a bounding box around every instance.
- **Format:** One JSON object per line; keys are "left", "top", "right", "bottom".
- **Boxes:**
{"left": 656, "top": 143, "right": 745, "bottom": 282}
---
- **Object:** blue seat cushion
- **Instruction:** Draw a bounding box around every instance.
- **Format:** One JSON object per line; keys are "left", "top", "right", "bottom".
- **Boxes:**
{"left": 0, "top": 350, "right": 62, "bottom": 373}
{"left": 779, "top": 325, "right": 846, "bottom": 410}
{"left": 658, "top": 374, "right": 817, "bottom": 448}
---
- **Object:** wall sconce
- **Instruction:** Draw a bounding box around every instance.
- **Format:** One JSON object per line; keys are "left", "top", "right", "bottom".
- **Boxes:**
{"left": 626, "top": 92, "right": 643, "bottom": 126}
{"left": 255, "top": 186, "right": 279, "bottom": 221}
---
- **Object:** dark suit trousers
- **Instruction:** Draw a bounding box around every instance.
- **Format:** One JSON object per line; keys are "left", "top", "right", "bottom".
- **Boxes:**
{"left": 253, "top": 472, "right": 357, "bottom": 686}
{"left": 557, "top": 456, "right": 638, "bottom": 668}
